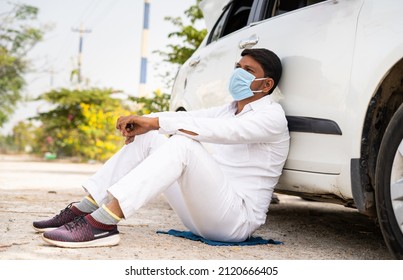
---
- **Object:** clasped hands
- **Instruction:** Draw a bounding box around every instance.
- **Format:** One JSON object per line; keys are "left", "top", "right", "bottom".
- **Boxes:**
{"left": 116, "top": 115, "right": 159, "bottom": 144}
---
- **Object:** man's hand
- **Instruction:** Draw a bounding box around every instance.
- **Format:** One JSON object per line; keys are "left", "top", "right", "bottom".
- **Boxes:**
{"left": 124, "top": 136, "right": 135, "bottom": 145}
{"left": 116, "top": 115, "right": 159, "bottom": 144}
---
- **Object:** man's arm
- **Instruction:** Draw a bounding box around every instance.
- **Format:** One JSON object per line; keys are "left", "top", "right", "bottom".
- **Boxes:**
{"left": 116, "top": 115, "right": 197, "bottom": 144}
{"left": 158, "top": 108, "right": 288, "bottom": 144}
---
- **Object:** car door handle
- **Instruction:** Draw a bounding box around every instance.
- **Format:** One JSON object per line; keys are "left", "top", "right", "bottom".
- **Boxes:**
{"left": 239, "top": 36, "right": 259, "bottom": 49}
{"left": 189, "top": 56, "right": 200, "bottom": 67}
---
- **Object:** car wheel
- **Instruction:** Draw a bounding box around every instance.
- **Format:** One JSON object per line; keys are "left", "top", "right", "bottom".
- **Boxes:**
{"left": 375, "top": 103, "right": 403, "bottom": 259}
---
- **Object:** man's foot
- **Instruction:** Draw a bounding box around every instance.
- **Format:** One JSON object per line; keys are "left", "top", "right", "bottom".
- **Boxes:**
{"left": 33, "top": 202, "right": 86, "bottom": 232}
{"left": 42, "top": 215, "right": 120, "bottom": 248}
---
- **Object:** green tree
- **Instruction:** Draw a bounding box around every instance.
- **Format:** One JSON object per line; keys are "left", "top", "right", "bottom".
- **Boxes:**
{"left": 11, "top": 120, "right": 38, "bottom": 152}
{"left": 32, "top": 88, "right": 132, "bottom": 161}
{"left": 0, "top": 2, "right": 43, "bottom": 127}
{"left": 154, "top": 0, "right": 206, "bottom": 89}
{"left": 0, "top": 134, "right": 14, "bottom": 153}
{"left": 129, "top": 89, "right": 171, "bottom": 115}
{"left": 157, "top": 0, "right": 206, "bottom": 65}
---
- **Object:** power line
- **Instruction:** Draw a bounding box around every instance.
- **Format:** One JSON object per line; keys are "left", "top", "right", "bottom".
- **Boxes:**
{"left": 84, "top": 0, "right": 120, "bottom": 30}
{"left": 77, "top": 0, "right": 99, "bottom": 25}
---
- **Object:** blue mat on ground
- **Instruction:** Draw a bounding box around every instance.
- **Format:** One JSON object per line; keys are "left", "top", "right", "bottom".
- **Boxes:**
{"left": 156, "top": 229, "right": 283, "bottom": 246}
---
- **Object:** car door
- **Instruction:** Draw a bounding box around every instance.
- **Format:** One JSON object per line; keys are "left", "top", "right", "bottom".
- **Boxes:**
{"left": 245, "top": 0, "right": 365, "bottom": 196}
{"left": 170, "top": 0, "right": 261, "bottom": 111}
{"left": 171, "top": 0, "right": 365, "bottom": 198}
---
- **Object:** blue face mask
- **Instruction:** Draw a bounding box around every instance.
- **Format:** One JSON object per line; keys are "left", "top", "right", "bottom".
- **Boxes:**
{"left": 228, "top": 68, "right": 267, "bottom": 101}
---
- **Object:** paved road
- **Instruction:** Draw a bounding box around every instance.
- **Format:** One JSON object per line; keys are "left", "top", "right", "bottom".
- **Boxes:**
{"left": 0, "top": 154, "right": 392, "bottom": 260}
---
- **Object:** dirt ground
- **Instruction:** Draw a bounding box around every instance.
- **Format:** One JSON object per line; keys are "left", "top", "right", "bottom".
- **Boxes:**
{"left": 0, "top": 154, "right": 393, "bottom": 260}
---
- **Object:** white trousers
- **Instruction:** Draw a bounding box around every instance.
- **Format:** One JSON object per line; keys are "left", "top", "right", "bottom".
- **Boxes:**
{"left": 83, "top": 131, "right": 251, "bottom": 242}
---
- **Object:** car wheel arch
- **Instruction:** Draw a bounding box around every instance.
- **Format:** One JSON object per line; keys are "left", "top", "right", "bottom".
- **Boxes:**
{"left": 353, "top": 57, "right": 403, "bottom": 217}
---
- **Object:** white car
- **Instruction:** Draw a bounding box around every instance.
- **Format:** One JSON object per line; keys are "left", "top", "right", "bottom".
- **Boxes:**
{"left": 169, "top": 0, "right": 403, "bottom": 258}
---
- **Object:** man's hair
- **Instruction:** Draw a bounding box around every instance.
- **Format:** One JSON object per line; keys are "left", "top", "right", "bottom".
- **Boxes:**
{"left": 241, "top": 48, "right": 282, "bottom": 94}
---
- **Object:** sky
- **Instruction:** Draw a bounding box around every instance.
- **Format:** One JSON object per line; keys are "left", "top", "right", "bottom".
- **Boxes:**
{"left": 0, "top": 0, "right": 203, "bottom": 134}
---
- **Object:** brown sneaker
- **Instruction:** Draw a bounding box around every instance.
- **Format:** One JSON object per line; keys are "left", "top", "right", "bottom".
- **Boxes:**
{"left": 42, "top": 215, "right": 120, "bottom": 248}
{"left": 33, "top": 202, "right": 85, "bottom": 232}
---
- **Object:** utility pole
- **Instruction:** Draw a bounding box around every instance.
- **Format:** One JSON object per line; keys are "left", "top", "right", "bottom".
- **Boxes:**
{"left": 72, "top": 23, "right": 91, "bottom": 86}
{"left": 139, "top": 0, "right": 150, "bottom": 96}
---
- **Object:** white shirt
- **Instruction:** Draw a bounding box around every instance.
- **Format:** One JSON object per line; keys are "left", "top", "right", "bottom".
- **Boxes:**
{"left": 156, "top": 95, "right": 290, "bottom": 227}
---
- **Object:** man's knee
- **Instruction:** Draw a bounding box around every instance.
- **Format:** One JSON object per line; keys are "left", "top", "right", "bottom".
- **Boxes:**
{"left": 166, "top": 135, "right": 205, "bottom": 156}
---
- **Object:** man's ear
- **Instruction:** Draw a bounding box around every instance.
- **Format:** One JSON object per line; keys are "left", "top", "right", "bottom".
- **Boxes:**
{"left": 263, "top": 78, "right": 275, "bottom": 94}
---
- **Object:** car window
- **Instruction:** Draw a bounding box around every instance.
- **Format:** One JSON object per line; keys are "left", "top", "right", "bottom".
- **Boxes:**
{"left": 265, "top": 0, "right": 327, "bottom": 18}
{"left": 209, "top": 7, "right": 231, "bottom": 43}
{"left": 208, "top": 0, "right": 255, "bottom": 44}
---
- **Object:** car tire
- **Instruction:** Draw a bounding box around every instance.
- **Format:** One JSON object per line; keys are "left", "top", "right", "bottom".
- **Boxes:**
{"left": 375, "top": 103, "right": 403, "bottom": 259}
